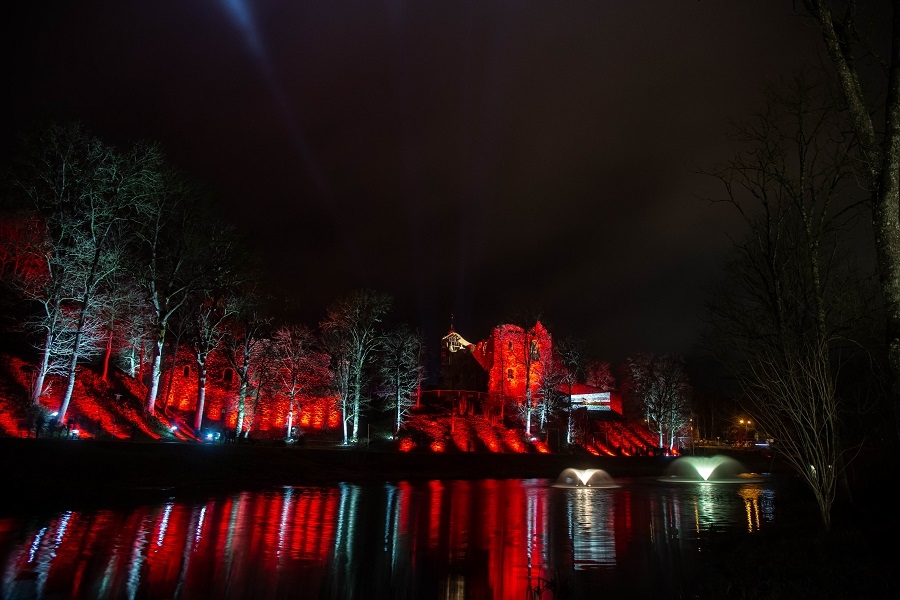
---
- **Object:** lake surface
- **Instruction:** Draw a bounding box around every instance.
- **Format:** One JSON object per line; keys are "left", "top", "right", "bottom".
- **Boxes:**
{"left": 0, "top": 475, "right": 792, "bottom": 599}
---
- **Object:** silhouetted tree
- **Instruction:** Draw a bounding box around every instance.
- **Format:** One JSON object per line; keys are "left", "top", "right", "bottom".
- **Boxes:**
{"left": 585, "top": 360, "right": 616, "bottom": 392}
{"left": 704, "top": 77, "right": 869, "bottom": 530}
{"left": 800, "top": 1, "right": 900, "bottom": 442}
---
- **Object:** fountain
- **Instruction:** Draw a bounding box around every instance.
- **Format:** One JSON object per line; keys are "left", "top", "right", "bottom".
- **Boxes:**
{"left": 554, "top": 468, "right": 619, "bottom": 488}
{"left": 662, "top": 455, "right": 764, "bottom": 483}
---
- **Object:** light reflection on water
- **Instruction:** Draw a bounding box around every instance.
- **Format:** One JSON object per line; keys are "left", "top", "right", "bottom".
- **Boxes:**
{"left": 0, "top": 477, "right": 780, "bottom": 599}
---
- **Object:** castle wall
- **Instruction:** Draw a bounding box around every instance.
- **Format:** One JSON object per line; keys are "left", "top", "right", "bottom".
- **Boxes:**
{"left": 159, "top": 349, "right": 340, "bottom": 437}
{"left": 473, "top": 322, "right": 552, "bottom": 402}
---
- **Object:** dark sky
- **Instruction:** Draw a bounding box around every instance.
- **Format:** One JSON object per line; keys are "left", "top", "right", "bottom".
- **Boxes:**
{"left": 2, "top": 1, "right": 825, "bottom": 365}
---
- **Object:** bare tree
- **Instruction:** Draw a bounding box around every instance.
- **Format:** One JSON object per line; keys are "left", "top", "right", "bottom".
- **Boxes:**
{"left": 585, "top": 360, "right": 616, "bottom": 392}
{"left": 4, "top": 123, "right": 154, "bottom": 422}
{"left": 189, "top": 293, "right": 236, "bottom": 433}
{"left": 185, "top": 223, "right": 245, "bottom": 433}
{"left": 320, "top": 290, "right": 391, "bottom": 444}
{"left": 799, "top": 1, "right": 900, "bottom": 441}
{"left": 133, "top": 160, "right": 213, "bottom": 415}
{"left": 533, "top": 352, "right": 566, "bottom": 435}
{"left": 270, "top": 325, "right": 332, "bottom": 439}
{"left": 624, "top": 353, "right": 692, "bottom": 451}
{"left": 555, "top": 336, "right": 587, "bottom": 444}
{"left": 503, "top": 312, "right": 549, "bottom": 436}
{"left": 0, "top": 211, "right": 74, "bottom": 404}
{"left": 704, "top": 77, "right": 866, "bottom": 530}
{"left": 96, "top": 272, "right": 150, "bottom": 383}
{"left": 222, "top": 297, "right": 271, "bottom": 437}
{"left": 378, "top": 324, "right": 425, "bottom": 437}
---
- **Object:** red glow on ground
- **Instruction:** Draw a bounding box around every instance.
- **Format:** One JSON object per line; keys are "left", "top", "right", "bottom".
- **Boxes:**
{"left": 532, "top": 439, "right": 550, "bottom": 454}
{"left": 502, "top": 429, "right": 526, "bottom": 453}
{"left": 10, "top": 365, "right": 165, "bottom": 440}
{"left": 0, "top": 343, "right": 661, "bottom": 455}
{"left": 473, "top": 418, "right": 502, "bottom": 453}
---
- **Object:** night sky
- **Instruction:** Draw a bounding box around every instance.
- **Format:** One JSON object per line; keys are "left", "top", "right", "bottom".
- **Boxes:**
{"left": 2, "top": 2, "right": 825, "bottom": 365}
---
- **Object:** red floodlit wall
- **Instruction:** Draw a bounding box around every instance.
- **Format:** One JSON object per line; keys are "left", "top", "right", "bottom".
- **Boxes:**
{"left": 609, "top": 391, "right": 623, "bottom": 414}
{"left": 0, "top": 213, "right": 50, "bottom": 285}
{"left": 473, "top": 323, "right": 552, "bottom": 403}
{"left": 164, "top": 351, "right": 340, "bottom": 436}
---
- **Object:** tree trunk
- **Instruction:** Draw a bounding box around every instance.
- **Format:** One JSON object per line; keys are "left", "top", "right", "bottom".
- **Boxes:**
{"left": 807, "top": 0, "right": 900, "bottom": 442}
{"left": 57, "top": 321, "right": 84, "bottom": 423}
{"left": 395, "top": 389, "right": 401, "bottom": 436}
{"left": 145, "top": 335, "right": 163, "bottom": 415}
{"left": 31, "top": 331, "right": 52, "bottom": 405}
{"left": 163, "top": 330, "right": 182, "bottom": 410}
{"left": 194, "top": 361, "right": 207, "bottom": 432}
{"left": 286, "top": 399, "right": 294, "bottom": 439}
{"left": 101, "top": 329, "right": 112, "bottom": 382}
{"left": 139, "top": 338, "right": 145, "bottom": 385}
{"left": 878, "top": 5, "right": 900, "bottom": 441}
{"left": 351, "top": 370, "right": 361, "bottom": 441}
{"left": 342, "top": 396, "right": 349, "bottom": 445}
{"left": 236, "top": 378, "right": 248, "bottom": 437}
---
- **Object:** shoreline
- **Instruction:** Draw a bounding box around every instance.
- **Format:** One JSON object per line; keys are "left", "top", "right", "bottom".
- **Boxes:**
{"left": 2, "top": 437, "right": 782, "bottom": 509}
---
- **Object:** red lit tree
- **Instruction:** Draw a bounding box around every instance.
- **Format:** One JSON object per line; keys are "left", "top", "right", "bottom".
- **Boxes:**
{"left": 493, "top": 316, "right": 550, "bottom": 437}
{"left": 585, "top": 360, "right": 616, "bottom": 392}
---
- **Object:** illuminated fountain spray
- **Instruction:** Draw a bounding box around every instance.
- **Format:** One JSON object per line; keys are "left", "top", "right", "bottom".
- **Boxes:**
{"left": 554, "top": 468, "right": 619, "bottom": 488}
{"left": 662, "top": 455, "right": 764, "bottom": 483}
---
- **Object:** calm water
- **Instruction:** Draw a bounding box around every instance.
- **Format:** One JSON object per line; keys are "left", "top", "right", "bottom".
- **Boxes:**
{"left": 0, "top": 475, "right": 787, "bottom": 599}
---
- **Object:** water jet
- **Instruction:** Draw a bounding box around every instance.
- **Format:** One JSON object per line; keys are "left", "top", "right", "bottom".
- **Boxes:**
{"left": 554, "top": 468, "right": 619, "bottom": 488}
{"left": 662, "top": 455, "right": 764, "bottom": 483}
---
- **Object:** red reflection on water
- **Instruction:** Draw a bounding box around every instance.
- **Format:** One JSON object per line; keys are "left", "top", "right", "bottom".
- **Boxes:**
{"left": 0, "top": 480, "right": 770, "bottom": 598}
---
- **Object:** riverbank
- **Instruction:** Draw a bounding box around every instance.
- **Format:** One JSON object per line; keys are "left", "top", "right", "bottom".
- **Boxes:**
{"left": 1, "top": 437, "right": 783, "bottom": 509}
